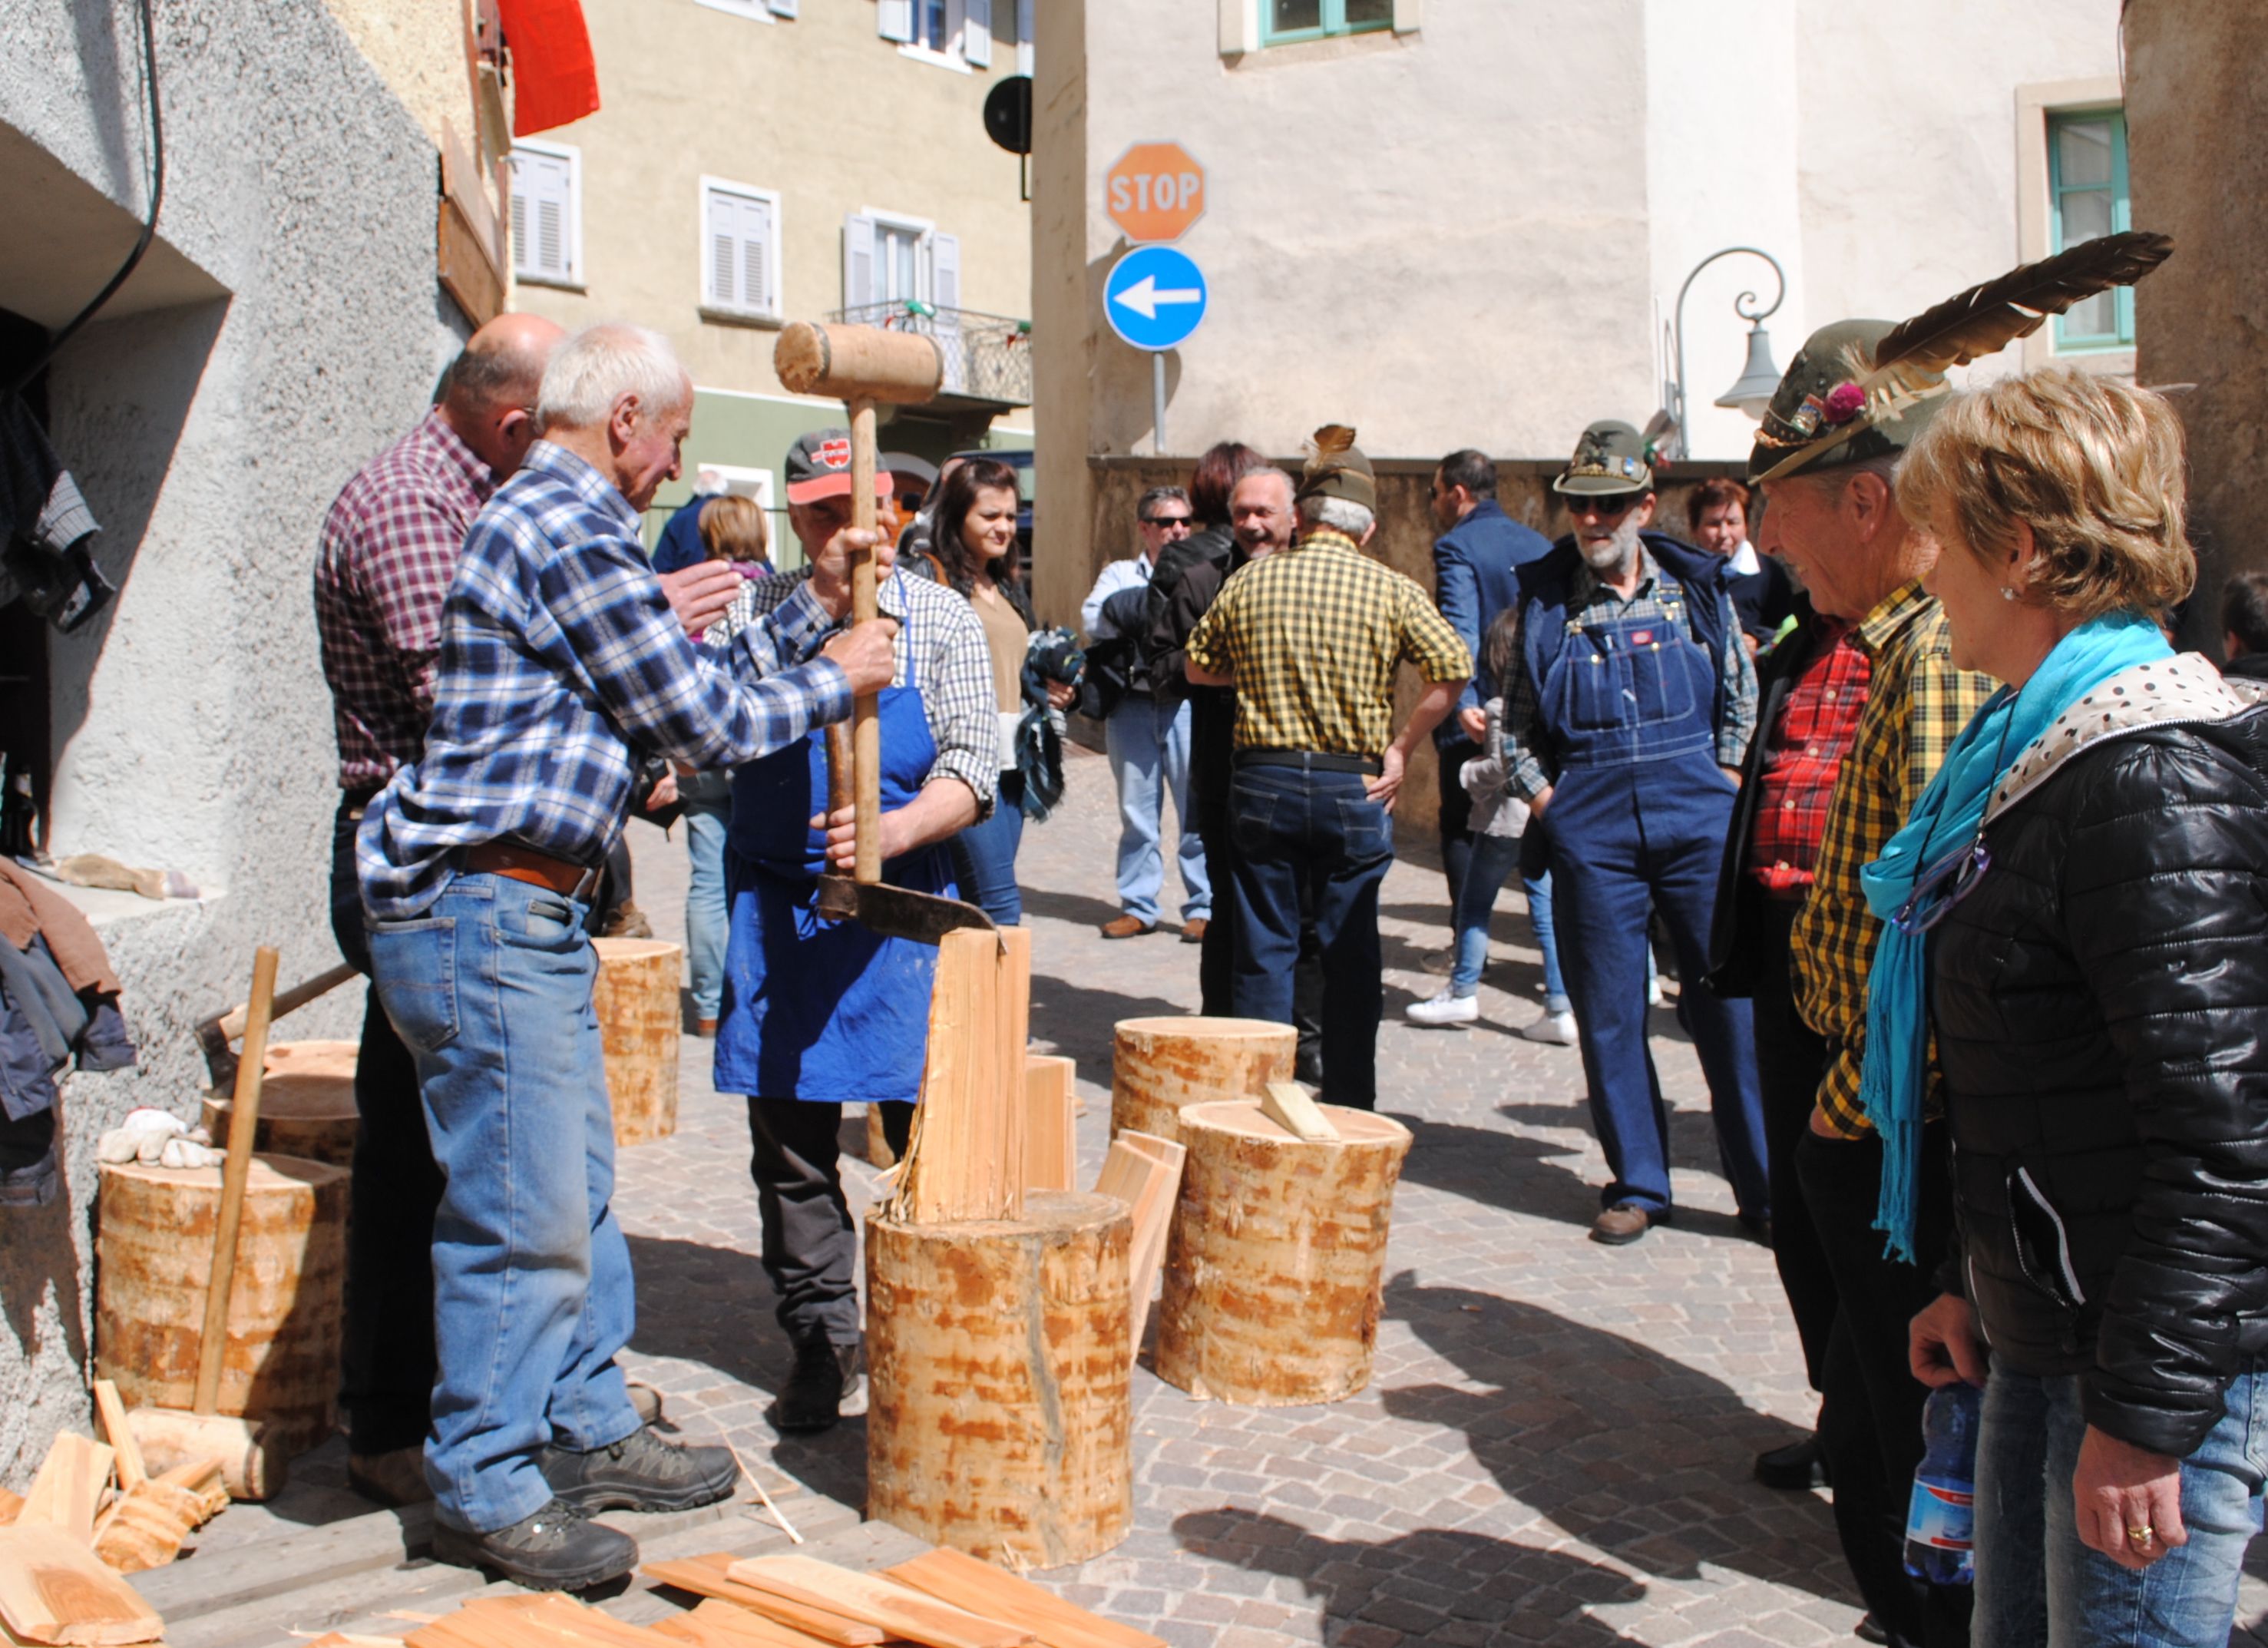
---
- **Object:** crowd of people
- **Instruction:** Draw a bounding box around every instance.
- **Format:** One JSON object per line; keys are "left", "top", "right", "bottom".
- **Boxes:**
{"left": 310, "top": 235, "right": 2268, "bottom": 1643}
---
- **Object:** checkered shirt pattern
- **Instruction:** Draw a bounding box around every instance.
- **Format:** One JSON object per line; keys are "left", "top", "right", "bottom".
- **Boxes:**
{"left": 1182, "top": 528, "right": 1470, "bottom": 756}
{"left": 713, "top": 564, "right": 999, "bottom": 814}
{"left": 1501, "top": 545, "right": 1761, "bottom": 799}
{"left": 1747, "top": 623, "right": 1871, "bottom": 889}
{"left": 1792, "top": 582, "right": 1997, "bottom": 1136}
{"left": 312, "top": 409, "right": 494, "bottom": 789}
{"left": 358, "top": 441, "right": 851, "bottom": 920}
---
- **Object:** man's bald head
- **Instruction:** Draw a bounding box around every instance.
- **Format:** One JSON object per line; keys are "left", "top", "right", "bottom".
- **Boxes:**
{"left": 441, "top": 313, "right": 566, "bottom": 476}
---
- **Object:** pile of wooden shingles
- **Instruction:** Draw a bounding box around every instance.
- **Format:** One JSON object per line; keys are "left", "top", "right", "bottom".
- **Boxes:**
{"left": 299, "top": 1548, "right": 1162, "bottom": 1648}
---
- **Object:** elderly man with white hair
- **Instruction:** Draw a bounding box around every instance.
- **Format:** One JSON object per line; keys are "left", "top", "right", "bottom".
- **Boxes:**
{"left": 1183, "top": 428, "right": 1469, "bottom": 1110}
{"left": 358, "top": 323, "right": 897, "bottom": 1590}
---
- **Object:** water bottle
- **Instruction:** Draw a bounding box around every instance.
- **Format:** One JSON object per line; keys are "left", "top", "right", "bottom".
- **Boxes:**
{"left": 1903, "top": 1382, "right": 1981, "bottom": 1584}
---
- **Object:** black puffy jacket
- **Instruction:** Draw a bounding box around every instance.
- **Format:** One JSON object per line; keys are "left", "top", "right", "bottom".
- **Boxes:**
{"left": 1929, "top": 683, "right": 2268, "bottom": 1459}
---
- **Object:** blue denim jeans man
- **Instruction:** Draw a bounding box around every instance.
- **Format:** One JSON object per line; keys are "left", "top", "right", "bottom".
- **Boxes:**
{"left": 367, "top": 871, "right": 644, "bottom": 1534}
{"left": 679, "top": 769, "right": 732, "bottom": 1023}
{"left": 1104, "top": 693, "right": 1208, "bottom": 926}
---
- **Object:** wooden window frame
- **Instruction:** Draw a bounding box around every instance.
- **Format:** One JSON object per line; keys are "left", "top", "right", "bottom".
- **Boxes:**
{"left": 1260, "top": 0, "right": 1394, "bottom": 47}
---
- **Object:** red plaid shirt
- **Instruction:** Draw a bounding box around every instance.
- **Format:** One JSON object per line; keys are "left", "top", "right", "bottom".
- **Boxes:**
{"left": 1747, "top": 622, "right": 1870, "bottom": 889}
{"left": 312, "top": 409, "right": 494, "bottom": 790}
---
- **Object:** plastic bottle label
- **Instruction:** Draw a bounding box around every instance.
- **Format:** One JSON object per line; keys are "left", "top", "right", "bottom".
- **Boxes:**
{"left": 1906, "top": 1475, "right": 1975, "bottom": 1550}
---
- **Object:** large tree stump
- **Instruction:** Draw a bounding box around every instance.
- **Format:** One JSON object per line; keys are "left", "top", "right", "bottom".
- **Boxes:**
{"left": 1155, "top": 1100, "right": 1413, "bottom": 1406}
{"left": 1109, "top": 1018, "right": 1295, "bottom": 1147}
{"left": 96, "top": 1155, "right": 349, "bottom": 1456}
{"left": 865, "top": 1190, "right": 1132, "bottom": 1568}
{"left": 593, "top": 937, "right": 683, "bottom": 1147}
{"left": 201, "top": 1073, "right": 359, "bottom": 1170}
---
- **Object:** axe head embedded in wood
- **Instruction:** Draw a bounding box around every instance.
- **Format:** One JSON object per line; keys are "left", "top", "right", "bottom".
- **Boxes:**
{"left": 815, "top": 875, "right": 996, "bottom": 946}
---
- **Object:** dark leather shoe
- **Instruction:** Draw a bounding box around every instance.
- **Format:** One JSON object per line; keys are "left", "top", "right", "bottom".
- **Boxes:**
{"left": 1179, "top": 918, "right": 1208, "bottom": 945}
{"left": 1589, "top": 1203, "right": 1661, "bottom": 1246}
{"left": 774, "top": 1337, "right": 862, "bottom": 1435}
{"left": 1754, "top": 1431, "right": 1828, "bottom": 1491}
{"left": 539, "top": 1425, "right": 736, "bottom": 1514}
{"left": 430, "top": 1499, "right": 636, "bottom": 1590}
{"left": 1853, "top": 1613, "right": 1889, "bottom": 1644}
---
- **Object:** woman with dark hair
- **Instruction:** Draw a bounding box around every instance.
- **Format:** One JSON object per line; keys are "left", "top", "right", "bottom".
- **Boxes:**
{"left": 931, "top": 456, "right": 1070, "bottom": 924}
{"left": 1689, "top": 477, "right": 1796, "bottom": 651}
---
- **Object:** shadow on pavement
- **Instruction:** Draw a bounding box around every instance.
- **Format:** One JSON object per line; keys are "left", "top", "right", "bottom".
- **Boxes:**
{"left": 1171, "top": 1508, "right": 1652, "bottom": 1644}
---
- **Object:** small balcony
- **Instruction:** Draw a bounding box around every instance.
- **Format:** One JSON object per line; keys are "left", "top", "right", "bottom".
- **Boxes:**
{"left": 825, "top": 300, "right": 1033, "bottom": 410}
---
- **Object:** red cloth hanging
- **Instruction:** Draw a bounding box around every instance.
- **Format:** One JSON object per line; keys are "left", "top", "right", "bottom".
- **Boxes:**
{"left": 494, "top": 0, "right": 600, "bottom": 137}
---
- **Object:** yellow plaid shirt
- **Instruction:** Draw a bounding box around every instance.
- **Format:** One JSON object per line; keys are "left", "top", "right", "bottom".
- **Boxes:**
{"left": 1184, "top": 528, "right": 1470, "bottom": 756}
{"left": 1793, "top": 581, "right": 1997, "bottom": 1137}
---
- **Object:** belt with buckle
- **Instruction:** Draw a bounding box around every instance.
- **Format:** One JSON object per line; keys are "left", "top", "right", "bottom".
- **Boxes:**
{"left": 1235, "top": 749, "right": 1384, "bottom": 777}
{"left": 462, "top": 840, "right": 603, "bottom": 898}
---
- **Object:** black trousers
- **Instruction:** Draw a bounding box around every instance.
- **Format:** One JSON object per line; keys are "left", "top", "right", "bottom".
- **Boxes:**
{"left": 1436, "top": 737, "right": 1478, "bottom": 907}
{"left": 1751, "top": 899, "right": 1837, "bottom": 1388}
{"left": 1798, "top": 1125, "right": 1972, "bottom": 1648}
{"left": 1197, "top": 822, "right": 1323, "bottom": 1081}
{"left": 746, "top": 1097, "right": 912, "bottom": 1345}
{"left": 329, "top": 798, "right": 445, "bottom": 1454}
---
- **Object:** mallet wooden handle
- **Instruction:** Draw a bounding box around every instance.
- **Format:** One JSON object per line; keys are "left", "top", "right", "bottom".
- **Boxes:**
{"left": 196, "top": 945, "right": 279, "bottom": 1415}
{"left": 848, "top": 395, "right": 883, "bottom": 886}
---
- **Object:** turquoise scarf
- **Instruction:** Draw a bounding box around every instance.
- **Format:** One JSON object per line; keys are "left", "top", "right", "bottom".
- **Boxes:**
{"left": 1856, "top": 611, "right": 2171, "bottom": 1262}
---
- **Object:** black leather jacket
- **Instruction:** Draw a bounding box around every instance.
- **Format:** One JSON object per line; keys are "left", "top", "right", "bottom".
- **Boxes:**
{"left": 1929, "top": 698, "right": 2268, "bottom": 1458}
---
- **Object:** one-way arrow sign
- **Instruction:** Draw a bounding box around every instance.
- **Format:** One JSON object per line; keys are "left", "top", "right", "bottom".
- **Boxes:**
{"left": 1113, "top": 274, "right": 1204, "bottom": 322}
{"left": 1104, "top": 245, "right": 1208, "bottom": 352}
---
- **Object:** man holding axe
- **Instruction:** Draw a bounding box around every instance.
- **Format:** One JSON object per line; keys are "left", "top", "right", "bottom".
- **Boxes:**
{"left": 358, "top": 324, "right": 895, "bottom": 1590}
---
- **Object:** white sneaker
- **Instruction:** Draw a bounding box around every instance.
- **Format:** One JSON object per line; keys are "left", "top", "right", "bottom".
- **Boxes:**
{"left": 1522, "top": 1008, "right": 1579, "bottom": 1046}
{"left": 1646, "top": 977, "right": 1665, "bottom": 1007}
{"left": 1405, "top": 991, "right": 1480, "bottom": 1026}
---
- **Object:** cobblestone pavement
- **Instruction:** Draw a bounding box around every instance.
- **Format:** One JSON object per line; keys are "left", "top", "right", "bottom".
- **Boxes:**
{"left": 616, "top": 742, "right": 2267, "bottom": 1648}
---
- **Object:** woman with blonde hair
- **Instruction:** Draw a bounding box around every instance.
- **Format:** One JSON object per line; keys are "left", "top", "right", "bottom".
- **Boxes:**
{"left": 1874, "top": 366, "right": 2268, "bottom": 1645}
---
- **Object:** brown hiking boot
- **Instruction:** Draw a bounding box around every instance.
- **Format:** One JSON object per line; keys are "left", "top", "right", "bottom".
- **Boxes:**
{"left": 1100, "top": 915, "right": 1156, "bottom": 939}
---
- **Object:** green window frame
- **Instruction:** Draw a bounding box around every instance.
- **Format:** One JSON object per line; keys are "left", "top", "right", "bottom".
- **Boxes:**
{"left": 2047, "top": 108, "right": 2132, "bottom": 351}
{"left": 1261, "top": 0, "right": 1392, "bottom": 46}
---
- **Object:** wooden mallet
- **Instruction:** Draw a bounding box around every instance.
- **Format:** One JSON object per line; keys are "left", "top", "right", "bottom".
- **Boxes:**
{"left": 126, "top": 945, "right": 289, "bottom": 1501}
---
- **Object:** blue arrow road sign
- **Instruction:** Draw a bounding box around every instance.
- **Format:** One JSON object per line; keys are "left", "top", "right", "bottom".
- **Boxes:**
{"left": 1105, "top": 246, "right": 1208, "bottom": 352}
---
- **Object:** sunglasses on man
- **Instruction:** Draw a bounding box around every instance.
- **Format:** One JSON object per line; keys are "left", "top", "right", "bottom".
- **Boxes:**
{"left": 1142, "top": 513, "right": 1193, "bottom": 529}
{"left": 1569, "top": 493, "right": 1641, "bottom": 518}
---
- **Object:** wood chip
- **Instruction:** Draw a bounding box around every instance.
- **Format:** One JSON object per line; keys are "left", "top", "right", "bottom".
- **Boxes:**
{"left": 884, "top": 1547, "right": 1167, "bottom": 1648}
{"left": 642, "top": 1557, "right": 882, "bottom": 1647}
{"left": 722, "top": 1557, "right": 1033, "bottom": 1648}
{"left": 1259, "top": 1080, "right": 1337, "bottom": 1142}
{"left": 0, "top": 1523, "right": 166, "bottom": 1645}
{"left": 17, "top": 1436, "right": 114, "bottom": 1545}
{"left": 88, "top": 1391, "right": 144, "bottom": 1496}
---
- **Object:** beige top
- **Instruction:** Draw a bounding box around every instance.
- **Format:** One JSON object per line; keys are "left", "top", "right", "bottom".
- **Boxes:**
{"left": 970, "top": 581, "right": 1028, "bottom": 716}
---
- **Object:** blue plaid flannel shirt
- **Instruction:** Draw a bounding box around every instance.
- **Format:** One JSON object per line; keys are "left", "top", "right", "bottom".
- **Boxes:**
{"left": 358, "top": 441, "right": 851, "bottom": 919}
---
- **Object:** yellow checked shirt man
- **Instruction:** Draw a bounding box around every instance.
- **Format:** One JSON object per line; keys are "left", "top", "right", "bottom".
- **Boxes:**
{"left": 1185, "top": 435, "right": 1469, "bottom": 1109}
{"left": 1750, "top": 320, "right": 1994, "bottom": 1648}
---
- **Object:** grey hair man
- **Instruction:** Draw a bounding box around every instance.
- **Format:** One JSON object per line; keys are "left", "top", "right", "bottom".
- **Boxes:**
{"left": 355, "top": 322, "right": 897, "bottom": 1590}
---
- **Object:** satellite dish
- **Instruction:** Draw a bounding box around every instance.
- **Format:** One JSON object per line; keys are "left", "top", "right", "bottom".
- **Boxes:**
{"left": 984, "top": 75, "right": 1033, "bottom": 156}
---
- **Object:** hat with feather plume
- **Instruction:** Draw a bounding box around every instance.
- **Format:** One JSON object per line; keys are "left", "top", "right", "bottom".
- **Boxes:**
{"left": 1296, "top": 424, "right": 1375, "bottom": 511}
{"left": 1747, "top": 230, "right": 2174, "bottom": 485}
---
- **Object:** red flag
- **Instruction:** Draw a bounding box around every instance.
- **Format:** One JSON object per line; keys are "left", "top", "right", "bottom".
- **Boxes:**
{"left": 494, "top": 0, "right": 600, "bottom": 137}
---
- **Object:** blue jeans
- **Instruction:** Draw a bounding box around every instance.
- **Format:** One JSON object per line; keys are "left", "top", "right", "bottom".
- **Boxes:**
{"left": 681, "top": 771, "right": 732, "bottom": 1019}
{"left": 1225, "top": 764, "right": 1391, "bottom": 1108}
{"left": 1105, "top": 694, "right": 1208, "bottom": 924}
{"left": 367, "top": 872, "right": 642, "bottom": 1534}
{"left": 1449, "top": 835, "right": 1568, "bottom": 1008}
{"left": 1975, "top": 1359, "right": 2266, "bottom": 1648}
{"left": 950, "top": 770, "right": 1026, "bottom": 926}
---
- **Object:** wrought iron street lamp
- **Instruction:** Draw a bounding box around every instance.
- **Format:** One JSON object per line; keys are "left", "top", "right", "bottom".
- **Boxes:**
{"left": 1668, "top": 246, "right": 1787, "bottom": 455}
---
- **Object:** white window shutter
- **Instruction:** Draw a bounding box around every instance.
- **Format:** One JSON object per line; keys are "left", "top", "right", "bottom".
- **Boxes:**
{"left": 1391, "top": 0, "right": 1421, "bottom": 30}
{"left": 706, "top": 188, "right": 739, "bottom": 308}
{"left": 743, "top": 194, "right": 775, "bottom": 313}
{"left": 963, "top": 0, "right": 991, "bottom": 65}
{"left": 843, "top": 213, "right": 878, "bottom": 310}
{"left": 878, "top": 0, "right": 913, "bottom": 42}
{"left": 1016, "top": 0, "right": 1033, "bottom": 74}
{"left": 930, "top": 232, "right": 962, "bottom": 310}
{"left": 512, "top": 149, "right": 574, "bottom": 282}
{"left": 768, "top": 0, "right": 797, "bottom": 13}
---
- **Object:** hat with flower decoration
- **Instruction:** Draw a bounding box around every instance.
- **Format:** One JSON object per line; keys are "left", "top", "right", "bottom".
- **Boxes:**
{"left": 1748, "top": 230, "right": 2174, "bottom": 484}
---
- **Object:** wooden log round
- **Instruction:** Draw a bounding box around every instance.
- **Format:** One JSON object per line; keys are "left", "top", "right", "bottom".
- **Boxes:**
{"left": 593, "top": 937, "right": 683, "bottom": 1147}
{"left": 1109, "top": 1017, "right": 1295, "bottom": 1147}
{"left": 261, "top": 1040, "right": 359, "bottom": 1079}
{"left": 1155, "top": 1100, "right": 1413, "bottom": 1406}
{"left": 96, "top": 1154, "right": 349, "bottom": 1457}
{"left": 866, "top": 1190, "right": 1132, "bottom": 1569}
{"left": 201, "top": 1072, "right": 359, "bottom": 1169}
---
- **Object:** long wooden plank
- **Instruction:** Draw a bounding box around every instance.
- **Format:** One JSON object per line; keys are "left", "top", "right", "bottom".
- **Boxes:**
{"left": 650, "top": 1600, "right": 843, "bottom": 1648}
{"left": 0, "top": 1524, "right": 165, "bottom": 1646}
{"left": 1022, "top": 1057, "right": 1076, "bottom": 1193}
{"left": 640, "top": 1559, "right": 881, "bottom": 1648}
{"left": 18, "top": 1435, "right": 114, "bottom": 1544}
{"left": 883, "top": 1548, "right": 1166, "bottom": 1648}
{"left": 721, "top": 1557, "right": 1031, "bottom": 1648}
{"left": 90, "top": 1389, "right": 146, "bottom": 1495}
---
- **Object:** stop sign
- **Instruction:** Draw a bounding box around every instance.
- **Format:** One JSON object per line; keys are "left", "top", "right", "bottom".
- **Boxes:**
{"left": 1105, "top": 142, "right": 1205, "bottom": 243}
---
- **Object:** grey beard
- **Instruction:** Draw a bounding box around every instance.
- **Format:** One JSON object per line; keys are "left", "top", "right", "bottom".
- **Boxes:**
{"left": 1577, "top": 513, "right": 1644, "bottom": 574}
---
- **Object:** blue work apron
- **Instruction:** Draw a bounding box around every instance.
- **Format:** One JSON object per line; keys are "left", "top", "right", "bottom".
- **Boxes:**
{"left": 712, "top": 686, "right": 954, "bottom": 1105}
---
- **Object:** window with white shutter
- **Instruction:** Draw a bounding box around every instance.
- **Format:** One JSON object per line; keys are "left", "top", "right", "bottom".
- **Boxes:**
{"left": 1015, "top": 0, "right": 1033, "bottom": 74}
{"left": 842, "top": 213, "right": 878, "bottom": 311}
{"left": 963, "top": 0, "right": 991, "bottom": 66}
{"left": 930, "top": 233, "right": 962, "bottom": 311}
{"left": 702, "top": 179, "right": 782, "bottom": 321}
{"left": 893, "top": 0, "right": 974, "bottom": 69}
{"left": 510, "top": 142, "right": 580, "bottom": 286}
{"left": 877, "top": 0, "right": 914, "bottom": 42}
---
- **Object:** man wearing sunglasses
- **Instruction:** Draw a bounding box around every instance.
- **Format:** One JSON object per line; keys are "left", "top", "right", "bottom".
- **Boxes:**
{"left": 1495, "top": 419, "right": 1767, "bottom": 1249}
{"left": 1081, "top": 485, "right": 1212, "bottom": 942}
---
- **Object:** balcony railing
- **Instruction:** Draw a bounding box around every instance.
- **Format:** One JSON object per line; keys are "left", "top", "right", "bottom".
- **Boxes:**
{"left": 825, "top": 301, "right": 1033, "bottom": 408}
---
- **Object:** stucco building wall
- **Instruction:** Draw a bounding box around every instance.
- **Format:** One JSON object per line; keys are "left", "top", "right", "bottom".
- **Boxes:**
{"left": 0, "top": 0, "right": 454, "bottom": 1482}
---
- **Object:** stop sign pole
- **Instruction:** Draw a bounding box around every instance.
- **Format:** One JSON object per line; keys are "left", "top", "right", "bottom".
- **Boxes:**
{"left": 1103, "top": 143, "right": 1207, "bottom": 453}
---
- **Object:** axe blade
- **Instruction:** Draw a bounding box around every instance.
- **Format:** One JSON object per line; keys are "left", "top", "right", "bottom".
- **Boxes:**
{"left": 816, "top": 875, "right": 996, "bottom": 946}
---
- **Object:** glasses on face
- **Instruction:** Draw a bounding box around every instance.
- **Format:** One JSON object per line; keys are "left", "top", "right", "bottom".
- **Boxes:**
{"left": 1142, "top": 514, "right": 1193, "bottom": 530}
{"left": 1572, "top": 494, "right": 1638, "bottom": 519}
{"left": 1889, "top": 839, "right": 1992, "bottom": 935}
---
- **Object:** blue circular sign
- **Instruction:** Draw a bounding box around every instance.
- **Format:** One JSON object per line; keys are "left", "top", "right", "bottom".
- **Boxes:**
{"left": 1104, "top": 246, "right": 1208, "bottom": 352}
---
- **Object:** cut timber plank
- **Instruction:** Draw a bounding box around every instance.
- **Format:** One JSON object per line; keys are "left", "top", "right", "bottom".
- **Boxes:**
{"left": 884, "top": 1547, "right": 1167, "bottom": 1648}
{"left": 1259, "top": 1080, "right": 1337, "bottom": 1143}
{"left": 0, "top": 1524, "right": 165, "bottom": 1646}
{"left": 649, "top": 1600, "right": 845, "bottom": 1648}
{"left": 640, "top": 1558, "right": 881, "bottom": 1647}
{"left": 893, "top": 929, "right": 1027, "bottom": 1225}
{"left": 1093, "top": 1131, "right": 1185, "bottom": 1363}
{"left": 1022, "top": 1056, "right": 1076, "bottom": 1193}
{"left": 721, "top": 1557, "right": 1032, "bottom": 1648}
{"left": 18, "top": 1435, "right": 114, "bottom": 1544}
{"left": 90, "top": 1389, "right": 145, "bottom": 1494}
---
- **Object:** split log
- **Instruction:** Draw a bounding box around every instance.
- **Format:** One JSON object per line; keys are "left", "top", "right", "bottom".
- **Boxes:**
{"left": 866, "top": 1190, "right": 1132, "bottom": 1567}
{"left": 88, "top": 1385, "right": 144, "bottom": 1493}
{"left": 1091, "top": 1134, "right": 1184, "bottom": 1365}
{"left": 593, "top": 938, "right": 684, "bottom": 1147}
{"left": 1023, "top": 1055, "right": 1076, "bottom": 1192}
{"left": 1155, "top": 1099, "right": 1412, "bottom": 1405}
{"left": 641, "top": 1557, "right": 883, "bottom": 1646}
{"left": 0, "top": 1524, "right": 164, "bottom": 1645}
{"left": 890, "top": 929, "right": 1030, "bottom": 1225}
{"left": 720, "top": 1557, "right": 1033, "bottom": 1648}
{"left": 201, "top": 1071, "right": 359, "bottom": 1170}
{"left": 1109, "top": 1018, "right": 1294, "bottom": 1147}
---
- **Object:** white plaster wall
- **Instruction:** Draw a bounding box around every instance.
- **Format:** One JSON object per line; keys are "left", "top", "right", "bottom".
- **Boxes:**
{"left": 0, "top": 0, "right": 452, "bottom": 1481}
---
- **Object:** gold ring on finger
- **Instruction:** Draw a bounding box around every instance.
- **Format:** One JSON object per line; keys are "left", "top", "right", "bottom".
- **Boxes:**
{"left": 2127, "top": 1524, "right": 2154, "bottom": 1546}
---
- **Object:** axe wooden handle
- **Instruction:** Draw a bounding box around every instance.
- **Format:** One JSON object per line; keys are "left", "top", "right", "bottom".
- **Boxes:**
{"left": 198, "top": 945, "right": 279, "bottom": 1415}
{"left": 216, "top": 961, "right": 356, "bottom": 1044}
{"left": 847, "top": 395, "right": 883, "bottom": 886}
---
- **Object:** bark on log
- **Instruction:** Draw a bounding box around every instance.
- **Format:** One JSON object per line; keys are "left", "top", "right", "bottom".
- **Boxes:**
{"left": 593, "top": 938, "right": 683, "bottom": 1147}
{"left": 1108, "top": 1018, "right": 1294, "bottom": 1147}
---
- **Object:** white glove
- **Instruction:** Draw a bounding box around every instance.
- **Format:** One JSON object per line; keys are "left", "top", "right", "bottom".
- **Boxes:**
{"left": 158, "top": 1136, "right": 221, "bottom": 1170}
{"left": 98, "top": 1107, "right": 190, "bottom": 1165}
